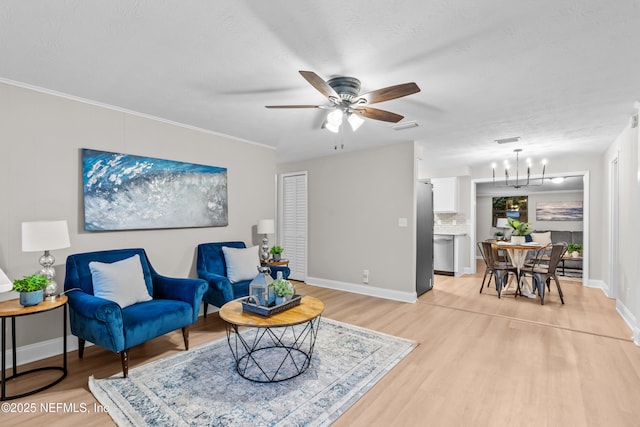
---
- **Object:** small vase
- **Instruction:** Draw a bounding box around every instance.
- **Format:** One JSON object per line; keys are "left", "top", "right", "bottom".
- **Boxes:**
{"left": 511, "top": 235, "right": 525, "bottom": 244}
{"left": 272, "top": 253, "right": 281, "bottom": 262}
{"left": 20, "top": 290, "right": 44, "bottom": 307}
{"left": 275, "top": 296, "right": 285, "bottom": 305}
{"left": 571, "top": 251, "right": 580, "bottom": 258}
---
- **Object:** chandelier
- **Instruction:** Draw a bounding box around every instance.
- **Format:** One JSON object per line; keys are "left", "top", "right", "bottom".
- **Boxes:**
{"left": 492, "top": 148, "right": 547, "bottom": 189}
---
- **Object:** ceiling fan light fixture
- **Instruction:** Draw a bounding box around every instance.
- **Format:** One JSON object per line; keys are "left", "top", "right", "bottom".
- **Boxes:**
{"left": 326, "top": 109, "right": 343, "bottom": 125}
{"left": 347, "top": 113, "right": 365, "bottom": 131}
{"left": 324, "top": 120, "right": 341, "bottom": 133}
{"left": 266, "top": 71, "right": 421, "bottom": 133}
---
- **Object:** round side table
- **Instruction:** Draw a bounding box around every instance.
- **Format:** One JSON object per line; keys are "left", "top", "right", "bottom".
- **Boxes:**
{"left": 0, "top": 295, "right": 68, "bottom": 401}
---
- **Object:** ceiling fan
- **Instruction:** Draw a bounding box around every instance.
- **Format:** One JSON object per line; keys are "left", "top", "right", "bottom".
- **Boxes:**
{"left": 265, "top": 71, "right": 420, "bottom": 132}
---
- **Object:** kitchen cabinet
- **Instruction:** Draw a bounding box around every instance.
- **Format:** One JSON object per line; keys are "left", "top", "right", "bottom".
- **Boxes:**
{"left": 432, "top": 177, "right": 459, "bottom": 212}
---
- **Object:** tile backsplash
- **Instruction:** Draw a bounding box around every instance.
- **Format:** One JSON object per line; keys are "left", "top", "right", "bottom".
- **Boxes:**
{"left": 434, "top": 212, "right": 467, "bottom": 234}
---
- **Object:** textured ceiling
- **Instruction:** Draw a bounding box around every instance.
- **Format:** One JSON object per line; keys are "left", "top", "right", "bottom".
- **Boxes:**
{"left": 1, "top": 1, "right": 639, "bottom": 170}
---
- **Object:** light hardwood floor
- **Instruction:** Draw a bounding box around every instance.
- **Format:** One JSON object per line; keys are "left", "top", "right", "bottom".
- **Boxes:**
{"left": 4, "top": 265, "right": 640, "bottom": 426}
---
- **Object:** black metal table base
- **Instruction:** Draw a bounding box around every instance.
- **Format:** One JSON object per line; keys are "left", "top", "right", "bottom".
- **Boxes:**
{"left": 225, "top": 316, "right": 321, "bottom": 383}
{"left": 1, "top": 303, "right": 68, "bottom": 401}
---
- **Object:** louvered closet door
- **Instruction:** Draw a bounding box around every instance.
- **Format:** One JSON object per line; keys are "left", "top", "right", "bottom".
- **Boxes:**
{"left": 280, "top": 172, "right": 307, "bottom": 281}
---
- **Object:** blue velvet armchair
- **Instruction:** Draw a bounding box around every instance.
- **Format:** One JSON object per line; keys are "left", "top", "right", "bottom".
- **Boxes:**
{"left": 196, "top": 241, "right": 290, "bottom": 314}
{"left": 64, "top": 248, "right": 207, "bottom": 377}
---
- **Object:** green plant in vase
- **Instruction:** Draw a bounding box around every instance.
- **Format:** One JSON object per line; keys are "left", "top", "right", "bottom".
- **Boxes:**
{"left": 13, "top": 273, "right": 49, "bottom": 307}
{"left": 270, "top": 245, "right": 284, "bottom": 261}
{"left": 506, "top": 218, "right": 532, "bottom": 244}
{"left": 272, "top": 278, "right": 295, "bottom": 304}
{"left": 567, "top": 243, "right": 583, "bottom": 257}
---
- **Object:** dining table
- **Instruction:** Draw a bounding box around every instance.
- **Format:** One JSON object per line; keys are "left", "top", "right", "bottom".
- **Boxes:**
{"left": 493, "top": 241, "right": 545, "bottom": 298}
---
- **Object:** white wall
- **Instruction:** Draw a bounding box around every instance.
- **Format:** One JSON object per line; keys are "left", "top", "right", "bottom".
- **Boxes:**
{"left": 277, "top": 142, "right": 417, "bottom": 301}
{"left": 0, "top": 82, "right": 276, "bottom": 348}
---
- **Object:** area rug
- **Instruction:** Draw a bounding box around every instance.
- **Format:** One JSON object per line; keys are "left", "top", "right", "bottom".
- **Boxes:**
{"left": 89, "top": 318, "right": 416, "bottom": 427}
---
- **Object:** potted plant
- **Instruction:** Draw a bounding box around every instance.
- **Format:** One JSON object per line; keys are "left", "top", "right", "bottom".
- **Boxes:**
{"left": 13, "top": 273, "right": 49, "bottom": 307}
{"left": 272, "top": 278, "right": 295, "bottom": 304}
{"left": 270, "top": 245, "right": 284, "bottom": 262}
{"left": 494, "top": 230, "right": 505, "bottom": 241}
{"left": 507, "top": 218, "right": 532, "bottom": 244}
{"left": 567, "top": 243, "right": 583, "bottom": 258}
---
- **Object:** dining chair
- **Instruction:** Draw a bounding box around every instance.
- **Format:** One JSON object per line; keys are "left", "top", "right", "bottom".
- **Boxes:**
{"left": 479, "top": 241, "right": 517, "bottom": 298}
{"left": 520, "top": 242, "right": 568, "bottom": 305}
{"left": 477, "top": 242, "right": 494, "bottom": 294}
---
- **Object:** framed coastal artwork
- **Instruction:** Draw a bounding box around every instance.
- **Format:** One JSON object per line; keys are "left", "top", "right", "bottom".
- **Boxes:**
{"left": 535, "top": 201, "right": 583, "bottom": 221}
{"left": 82, "top": 148, "right": 228, "bottom": 231}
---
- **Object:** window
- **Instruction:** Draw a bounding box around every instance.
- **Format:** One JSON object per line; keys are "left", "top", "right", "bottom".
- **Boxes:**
{"left": 492, "top": 196, "right": 528, "bottom": 226}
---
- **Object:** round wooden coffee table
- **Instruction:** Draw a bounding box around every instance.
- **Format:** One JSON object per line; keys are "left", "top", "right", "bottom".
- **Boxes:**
{"left": 219, "top": 296, "right": 324, "bottom": 383}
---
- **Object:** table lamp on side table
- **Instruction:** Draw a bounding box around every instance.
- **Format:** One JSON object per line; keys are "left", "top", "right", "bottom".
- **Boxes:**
{"left": 22, "top": 220, "right": 71, "bottom": 300}
{"left": 257, "top": 219, "right": 275, "bottom": 262}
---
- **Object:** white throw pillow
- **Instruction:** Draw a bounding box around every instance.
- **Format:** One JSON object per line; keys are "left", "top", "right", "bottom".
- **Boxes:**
{"left": 89, "top": 254, "right": 153, "bottom": 308}
{"left": 531, "top": 231, "right": 552, "bottom": 246}
{"left": 222, "top": 245, "right": 259, "bottom": 283}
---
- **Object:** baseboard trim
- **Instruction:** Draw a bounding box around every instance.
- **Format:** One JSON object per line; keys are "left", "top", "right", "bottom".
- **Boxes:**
{"left": 586, "top": 278, "right": 610, "bottom": 297}
{"left": 305, "top": 276, "right": 417, "bottom": 303}
{"left": 615, "top": 299, "right": 640, "bottom": 345}
{"left": 587, "top": 279, "right": 638, "bottom": 346}
{"left": 2, "top": 334, "right": 92, "bottom": 368}
{"left": 4, "top": 311, "right": 215, "bottom": 368}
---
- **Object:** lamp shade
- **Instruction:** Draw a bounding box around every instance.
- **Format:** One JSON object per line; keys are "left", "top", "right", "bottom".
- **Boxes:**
{"left": 257, "top": 219, "right": 275, "bottom": 235}
{"left": 496, "top": 218, "right": 510, "bottom": 228}
{"left": 22, "top": 220, "right": 71, "bottom": 252}
{"left": 0, "top": 266, "right": 12, "bottom": 293}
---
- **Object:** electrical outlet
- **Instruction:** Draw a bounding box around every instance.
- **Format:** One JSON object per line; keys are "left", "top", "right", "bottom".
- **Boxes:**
{"left": 452, "top": 220, "right": 457, "bottom": 225}
{"left": 363, "top": 269, "right": 369, "bottom": 284}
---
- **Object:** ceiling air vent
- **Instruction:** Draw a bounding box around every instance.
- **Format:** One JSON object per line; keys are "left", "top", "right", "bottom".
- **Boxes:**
{"left": 495, "top": 136, "right": 520, "bottom": 144}
{"left": 390, "top": 121, "right": 420, "bottom": 131}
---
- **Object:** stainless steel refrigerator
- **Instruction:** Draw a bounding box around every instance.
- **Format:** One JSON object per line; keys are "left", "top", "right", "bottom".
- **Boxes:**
{"left": 416, "top": 181, "right": 434, "bottom": 295}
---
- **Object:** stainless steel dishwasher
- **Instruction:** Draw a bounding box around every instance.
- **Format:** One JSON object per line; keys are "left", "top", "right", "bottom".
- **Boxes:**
{"left": 434, "top": 234, "right": 454, "bottom": 275}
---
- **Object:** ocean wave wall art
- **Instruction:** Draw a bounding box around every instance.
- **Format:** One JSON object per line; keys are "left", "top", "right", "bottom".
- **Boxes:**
{"left": 536, "top": 201, "right": 583, "bottom": 221}
{"left": 82, "top": 149, "right": 228, "bottom": 231}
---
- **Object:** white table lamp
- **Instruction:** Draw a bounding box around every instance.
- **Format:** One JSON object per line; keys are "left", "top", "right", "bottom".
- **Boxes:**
{"left": 22, "top": 220, "right": 71, "bottom": 300}
{"left": 0, "top": 266, "right": 12, "bottom": 293}
{"left": 257, "top": 219, "right": 275, "bottom": 262}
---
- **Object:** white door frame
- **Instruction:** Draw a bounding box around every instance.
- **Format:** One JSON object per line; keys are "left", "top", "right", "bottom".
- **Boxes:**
{"left": 609, "top": 155, "right": 619, "bottom": 299}
{"left": 469, "top": 171, "right": 590, "bottom": 287}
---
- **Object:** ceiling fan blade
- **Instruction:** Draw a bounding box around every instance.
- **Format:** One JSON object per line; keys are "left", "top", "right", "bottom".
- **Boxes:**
{"left": 355, "top": 82, "right": 420, "bottom": 105}
{"left": 353, "top": 106, "right": 404, "bottom": 123}
{"left": 299, "top": 70, "right": 340, "bottom": 102}
{"left": 265, "top": 105, "right": 323, "bottom": 109}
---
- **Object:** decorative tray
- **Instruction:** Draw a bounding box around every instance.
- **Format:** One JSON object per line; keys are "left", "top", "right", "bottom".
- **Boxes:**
{"left": 241, "top": 294, "right": 302, "bottom": 317}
